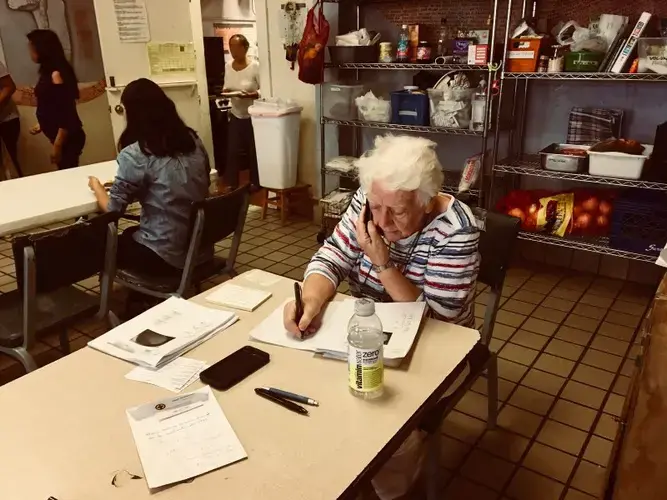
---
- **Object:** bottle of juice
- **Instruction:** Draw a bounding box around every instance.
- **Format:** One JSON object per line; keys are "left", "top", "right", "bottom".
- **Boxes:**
{"left": 396, "top": 25, "right": 410, "bottom": 62}
{"left": 347, "top": 298, "right": 384, "bottom": 399}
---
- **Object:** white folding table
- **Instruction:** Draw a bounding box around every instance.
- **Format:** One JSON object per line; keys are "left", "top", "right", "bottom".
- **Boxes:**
{"left": 0, "top": 161, "right": 118, "bottom": 237}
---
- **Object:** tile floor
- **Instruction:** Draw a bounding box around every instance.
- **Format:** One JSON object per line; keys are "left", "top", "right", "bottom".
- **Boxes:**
{"left": 0, "top": 205, "right": 654, "bottom": 500}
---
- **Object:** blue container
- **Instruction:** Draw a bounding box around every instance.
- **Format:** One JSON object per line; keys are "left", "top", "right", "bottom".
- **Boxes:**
{"left": 609, "top": 189, "right": 667, "bottom": 256}
{"left": 390, "top": 90, "right": 429, "bottom": 126}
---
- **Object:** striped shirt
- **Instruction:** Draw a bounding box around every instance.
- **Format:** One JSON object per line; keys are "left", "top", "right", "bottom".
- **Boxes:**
{"left": 306, "top": 188, "right": 480, "bottom": 327}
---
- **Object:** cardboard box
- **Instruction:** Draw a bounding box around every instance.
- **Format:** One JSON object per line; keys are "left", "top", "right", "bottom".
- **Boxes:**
{"left": 468, "top": 44, "right": 489, "bottom": 65}
{"left": 507, "top": 37, "right": 545, "bottom": 72}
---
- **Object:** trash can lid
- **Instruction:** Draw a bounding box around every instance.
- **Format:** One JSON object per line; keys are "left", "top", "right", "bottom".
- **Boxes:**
{"left": 249, "top": 98, "right": 303, "bottom": 117}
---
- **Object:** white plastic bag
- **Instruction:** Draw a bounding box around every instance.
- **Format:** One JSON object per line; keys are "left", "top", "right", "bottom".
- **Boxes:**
{"left": 355, "top": 91, "right": 391, "bottom": 123}
{"left": 557, "top": 20, "right": 607, "bottom": 53}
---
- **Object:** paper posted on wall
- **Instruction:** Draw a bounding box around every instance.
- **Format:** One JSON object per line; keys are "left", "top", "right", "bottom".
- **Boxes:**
{"left": 126, "top": 386, "right": 246, "bottom": 489}
{"left": 113, "top": 0, "right": 150, "bottom": 43}
{"left": 88, "top": 297, "right": 238, "bottom": 368}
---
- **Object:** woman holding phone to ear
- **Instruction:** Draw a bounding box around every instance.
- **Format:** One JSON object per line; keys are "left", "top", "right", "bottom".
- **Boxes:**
{"left": 283, "top": 134, "right": 480, "bottom": 500}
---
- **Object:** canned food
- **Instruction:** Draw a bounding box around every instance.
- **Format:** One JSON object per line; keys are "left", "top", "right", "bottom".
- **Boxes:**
{"left": 379, "top": 42, "right": 394, "bottom": 63}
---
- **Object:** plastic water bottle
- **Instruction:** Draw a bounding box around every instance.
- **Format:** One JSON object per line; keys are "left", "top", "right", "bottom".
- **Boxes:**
{"left": 396, "top": 25, "right": 410, "bottom": 63}
{"left": 347, "top": 298, "right": 384, "bottom": 399}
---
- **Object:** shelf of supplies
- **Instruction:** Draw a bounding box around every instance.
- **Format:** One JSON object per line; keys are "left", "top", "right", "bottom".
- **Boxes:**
{"left": 517, "top": 231, "right": 656, "bottom": 262}
{"left": 322, "top": 118, "right": 484, "bottom": 136}
{"left": 503, "top": 72, "right": 667, "bottom": 82}
{"left": 323, "top": 164, "right": 358, "bottom": 179}
{"left": 494, "top": 157, "right": 667, "bottom": 190}
{"left": 328, "top": 62, "right": 491, "bottom": 71}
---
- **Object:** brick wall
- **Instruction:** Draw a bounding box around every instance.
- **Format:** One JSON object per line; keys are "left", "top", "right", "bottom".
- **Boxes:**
{"left": 370, "top": 0, "right": 667, "bottom": 44}
{"left": 369, "top": 0, "right": 523, "bottom": 46}
{"left": 539, "top": 0, "right": 667, "bottom": 29}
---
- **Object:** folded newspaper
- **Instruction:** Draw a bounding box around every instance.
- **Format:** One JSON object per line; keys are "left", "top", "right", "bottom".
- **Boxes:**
{"left": 88, "top": 297, "right": 238, "bottom": 368}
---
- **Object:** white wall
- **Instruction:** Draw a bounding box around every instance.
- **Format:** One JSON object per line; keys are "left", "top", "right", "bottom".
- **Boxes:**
{"left": 201, "top": 0, "right": 256, "bottom": 36}
{"left": 256, "top": 0, "right": 338, "bottom": 195}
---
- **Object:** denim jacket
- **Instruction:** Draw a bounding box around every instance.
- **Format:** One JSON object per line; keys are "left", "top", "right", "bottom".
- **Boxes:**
{"left": 107, "top": 139, "right": 211, "bottom": 268}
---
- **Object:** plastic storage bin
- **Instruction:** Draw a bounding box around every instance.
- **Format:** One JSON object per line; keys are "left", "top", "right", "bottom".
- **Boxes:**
{"left": 391, "top": 90, "right": 429, "bottom": 126}
{"left": 610, "top": 190, "right": 667, "bottom": 256}
{"left": 427, "top": 88, "right": 472, "bottom": 128}
{"left": 323, "top": 83, "right": 365, "bottom": 120}
{"left": 588, "top": 144, "right": 653, "bottom": 179}
{"left": 249, "top": 99, "right": 303, "bottom": 189}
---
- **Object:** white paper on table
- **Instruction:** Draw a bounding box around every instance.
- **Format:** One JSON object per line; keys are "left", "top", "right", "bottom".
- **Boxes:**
{"left": 656, "top": 243, "right": 667, "bottom": 267}
{"left": 242, "top": 269, "right": 283, "bottom": 287}
{"left": 125, "top": 357, "right": 208, "bottom": 393}
{"left": 126, "top": 386, "right": 247, "bottom": 489}
{"left": 249, "top": 299, "right": 426, "bottom": 360}
{"left": 205, "top": 284, "right": 272, "bottom": 312}
{"left": 88, "top": 297, "right": 238, "bottom": 368}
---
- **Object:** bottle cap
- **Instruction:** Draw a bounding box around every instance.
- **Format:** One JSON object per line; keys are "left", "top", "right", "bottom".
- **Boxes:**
{"left": 404, "top": 85, "right": 419, "bottom": 91}
{"left": 354, "top": 298, "right": 376, "bottom": 317}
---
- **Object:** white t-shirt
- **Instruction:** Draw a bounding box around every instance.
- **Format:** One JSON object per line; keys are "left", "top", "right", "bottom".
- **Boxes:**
{"left": 224, "top": 60, "right": 260, "bottom": 119}
{"left": 0, "top": 61, "right": 19, "bottom": 123}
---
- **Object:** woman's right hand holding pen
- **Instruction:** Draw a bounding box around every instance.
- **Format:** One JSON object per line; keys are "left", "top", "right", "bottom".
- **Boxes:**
{"left": 283, "top": 296, "right": 325, "bottom": 339}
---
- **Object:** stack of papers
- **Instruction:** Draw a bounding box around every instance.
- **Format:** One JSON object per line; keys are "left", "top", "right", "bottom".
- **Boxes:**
{"left": 205, "top": 283, "right": 272, "bottom": 312}
{"left": 249, "top": 300, "right": 426, "bottom": 364}
{"left": 88, "top": 297, "right": 238, "bottom": 368}
{"left": 126, "top": 386, "right": 247, "bottom": 489}
{"left": 125, "top": 357, "right": 208, "bottom": 392}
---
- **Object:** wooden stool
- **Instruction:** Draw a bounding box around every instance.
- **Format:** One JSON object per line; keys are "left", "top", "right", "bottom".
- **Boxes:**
{"left": 261, "top": 184, "right": 311, "bottom": 225}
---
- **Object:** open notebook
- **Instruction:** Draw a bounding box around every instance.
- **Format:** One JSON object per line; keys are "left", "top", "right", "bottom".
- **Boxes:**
{"left": 249, "top": 299, "right": 426, "bottom": 365}
{"left": 89, "top": 297, "right": 238, "bottom": 368}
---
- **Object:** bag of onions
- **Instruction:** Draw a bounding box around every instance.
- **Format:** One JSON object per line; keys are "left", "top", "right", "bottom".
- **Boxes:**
{"left": 496, "top": 189, "right": 614, "bottom": 237}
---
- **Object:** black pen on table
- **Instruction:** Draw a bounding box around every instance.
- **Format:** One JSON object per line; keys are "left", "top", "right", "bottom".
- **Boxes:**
{"left": 260, "top": 386, "right": 319, "bottom": 406}
{"left": 255, "top": 388, "right": 309, "bottom": 416}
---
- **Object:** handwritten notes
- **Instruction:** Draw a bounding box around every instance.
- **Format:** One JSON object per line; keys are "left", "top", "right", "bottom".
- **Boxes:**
{"left": 126, "top": 386, "right": 247, "bottom": 488}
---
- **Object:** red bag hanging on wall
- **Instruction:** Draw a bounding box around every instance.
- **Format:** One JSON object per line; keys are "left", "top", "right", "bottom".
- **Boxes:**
{"left": 297, "top": 0, "right": 330, "bottom": 85}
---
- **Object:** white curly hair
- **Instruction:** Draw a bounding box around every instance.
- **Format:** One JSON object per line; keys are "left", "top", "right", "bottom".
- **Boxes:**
{"left": 356, "top": 135, "right": 444, "bottom": 205}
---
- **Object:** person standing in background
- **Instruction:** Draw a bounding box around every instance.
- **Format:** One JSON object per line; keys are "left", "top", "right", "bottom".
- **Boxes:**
{"left": 27, "top": 29, "right": 85, "bottom": 169}
{"left": 0, "top": 60, "right": 22, "bottom": 177}
{"left": 223, "top": 34, "right": 260, "bottom": 191}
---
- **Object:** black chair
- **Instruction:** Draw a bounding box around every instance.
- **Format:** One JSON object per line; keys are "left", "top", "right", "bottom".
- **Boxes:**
{"left": 0, "top": 212, "right": 120, "bottom": 372}
{"left": 421, "top": 211, "right": 520, "bottom": 499}
{"left": 115, "top": 185, "right": 250, "bottom": 299}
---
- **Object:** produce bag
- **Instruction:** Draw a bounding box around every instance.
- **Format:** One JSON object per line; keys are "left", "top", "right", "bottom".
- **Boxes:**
{"left": 297, "top": 0, "right": 330, "bottom": 85}
{"left": 497, "top": 189, "right": 614, "bottom": 237}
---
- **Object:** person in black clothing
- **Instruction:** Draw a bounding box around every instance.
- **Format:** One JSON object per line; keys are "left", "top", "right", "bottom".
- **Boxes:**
{"left": 27, "top": 29, "right": 85, "bottom": 170}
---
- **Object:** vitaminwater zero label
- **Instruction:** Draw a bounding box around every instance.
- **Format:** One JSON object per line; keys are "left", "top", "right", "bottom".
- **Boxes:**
{"left": 348, "top": 346, "right": 383, "bottom": 393}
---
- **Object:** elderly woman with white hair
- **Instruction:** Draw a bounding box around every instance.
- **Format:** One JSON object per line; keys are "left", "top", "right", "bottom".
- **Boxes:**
{"left": 284, "top": 134, "right": 479, "bottom": 335}
{"left": 283, "top": 134, "right": 479, "bottom": 499}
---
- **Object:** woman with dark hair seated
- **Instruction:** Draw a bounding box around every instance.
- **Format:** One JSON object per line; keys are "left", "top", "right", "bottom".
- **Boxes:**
{"left": 27, "top": 29, "right": 85, "bottom": 169}
{"left": 87, "top": 78, "right": 211, "bottom": 275}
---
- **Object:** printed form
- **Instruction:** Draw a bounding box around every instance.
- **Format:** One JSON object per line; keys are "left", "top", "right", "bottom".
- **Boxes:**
{"left": 126, "top": 386, "right": 247, "bottom": 489}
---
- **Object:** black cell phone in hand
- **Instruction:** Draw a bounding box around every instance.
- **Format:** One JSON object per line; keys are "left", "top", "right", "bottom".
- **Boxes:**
{"left": 365, "top": 199, "right": 384, "bottom": 236}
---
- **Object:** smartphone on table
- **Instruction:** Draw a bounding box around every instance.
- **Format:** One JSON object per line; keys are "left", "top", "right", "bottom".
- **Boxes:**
{"left": 199, "top": 345, "right": 270, "bottom": 390}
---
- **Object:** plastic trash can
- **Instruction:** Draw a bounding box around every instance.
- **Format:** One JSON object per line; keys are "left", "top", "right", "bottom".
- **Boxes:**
{"left": 249, "top": 98, "right": 303, "bottom": 189}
